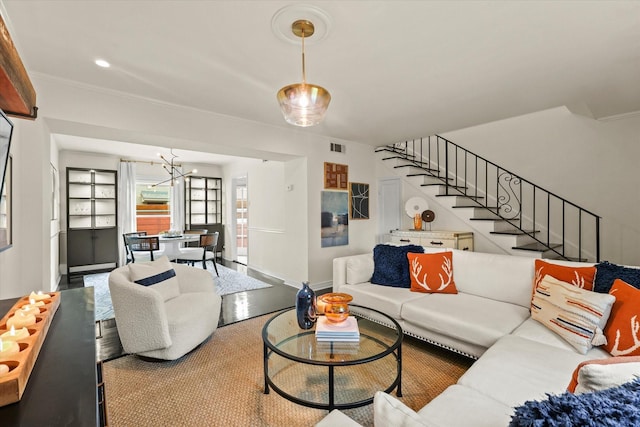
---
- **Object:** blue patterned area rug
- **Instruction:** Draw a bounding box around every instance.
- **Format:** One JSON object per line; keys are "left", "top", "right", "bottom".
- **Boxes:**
{"left": 84, "top": 262, "right": 272, "bottom": 321}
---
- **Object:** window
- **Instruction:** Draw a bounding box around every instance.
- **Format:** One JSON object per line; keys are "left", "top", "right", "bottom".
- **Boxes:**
{"left": 135, "top": 183, "right": 171, "bottom": 234}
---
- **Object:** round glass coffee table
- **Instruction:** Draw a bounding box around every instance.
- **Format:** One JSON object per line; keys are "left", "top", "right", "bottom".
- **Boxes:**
{"left": 262, "top": 305, "right": 402, "bottom": 411}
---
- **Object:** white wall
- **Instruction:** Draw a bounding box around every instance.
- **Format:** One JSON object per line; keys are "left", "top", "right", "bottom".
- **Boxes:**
{"left": 0, "top": 117, "right": 53, "bottom": 298}
{"left": 307, "top": 142, "right": 379, "bottom": 288}
{"left": 245, "top": 160, "right": 289, "bottom": 280}
{"left": 284, "top": 157, "right": 309, "bottom": 286}
{"left": 222, "top": 157, "right": 310, "bottom": 287}
{"left": 441, "top": 107, "right": 640, "bottom": 265}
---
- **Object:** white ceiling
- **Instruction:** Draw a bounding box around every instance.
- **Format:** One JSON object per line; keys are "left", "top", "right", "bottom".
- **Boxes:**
{"left": 2, "top": 1, "right": 639, "bottom": 161}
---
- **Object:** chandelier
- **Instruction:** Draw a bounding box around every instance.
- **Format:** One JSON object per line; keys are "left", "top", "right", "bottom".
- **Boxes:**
{"left": 277, "top": 20, "right": 331, "bottom": 127}
{"left": 149, "top": 149, "right": 197, "bottom": 187}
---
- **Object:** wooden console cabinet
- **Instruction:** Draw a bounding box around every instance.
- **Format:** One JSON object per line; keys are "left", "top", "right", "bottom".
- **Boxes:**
{"left": 390, "top": 230, "right": 474, "bottom": 251}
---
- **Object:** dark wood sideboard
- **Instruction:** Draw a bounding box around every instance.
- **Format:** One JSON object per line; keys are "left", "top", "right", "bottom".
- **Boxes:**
{"left": 0, "top": 287, "right": 101, "bottom": 426}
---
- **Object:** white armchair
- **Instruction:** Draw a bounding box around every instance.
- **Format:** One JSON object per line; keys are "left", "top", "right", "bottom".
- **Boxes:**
{"left": 108, "top": 257, "right": 222, "bottom": 360}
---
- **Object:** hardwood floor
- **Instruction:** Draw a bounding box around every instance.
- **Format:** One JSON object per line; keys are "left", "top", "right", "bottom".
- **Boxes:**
{"left": 218, "top": 261, "right": 298, "bottom": 326}
{"left": 69, "top": 260, "right": 321, "bottom": 361}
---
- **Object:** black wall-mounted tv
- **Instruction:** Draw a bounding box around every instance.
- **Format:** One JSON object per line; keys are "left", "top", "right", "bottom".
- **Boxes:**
{"left": 0, "top": 109, "right": 13, "bottom": 201}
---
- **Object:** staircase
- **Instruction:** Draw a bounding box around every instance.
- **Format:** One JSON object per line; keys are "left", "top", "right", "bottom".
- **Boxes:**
{"left": 376, "top": 135, "right": 600, "bottom": 262}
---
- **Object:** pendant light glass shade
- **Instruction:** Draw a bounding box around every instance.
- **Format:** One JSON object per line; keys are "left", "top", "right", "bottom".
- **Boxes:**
{"left": 277, "top": 82, "right": 331, "bottom": 127}
{"left": 277, "top": 20, "right": 331, "bottom": 127}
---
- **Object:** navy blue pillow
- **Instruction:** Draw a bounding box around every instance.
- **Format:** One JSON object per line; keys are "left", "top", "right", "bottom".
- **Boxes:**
{"left": 594, "top": 261, "right": 640, "bottom": 293}
{"left": 370, "top": 244, "right": 424, "bottom": 288}
{"left": 133, "top": 268, "right": 176, "bottom": 286}
{"left": 510, "top": 377, "right": 640, "bottom": 427}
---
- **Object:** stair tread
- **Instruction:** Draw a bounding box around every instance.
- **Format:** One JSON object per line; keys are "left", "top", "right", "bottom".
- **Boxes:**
{"left": 490, "top": 230, "right": 540, "bottom": 236}
{"left": 426, "top": 176, "right": 454, "bottom": 181}
{"left": 394, "top": 165, "right": 440, "bottom": 174}
{"left": 382, "top": 155, "right": 415, "bottom": 161}
{"left": 436, "top": 194, "right": 485, "bottom": 200}
{"left": 406, "top": 166, "right": 440, "bottom": 173}
{"left": 393, "top": 164, "right": 422, "bottom": 169}
{"left": 453, "top": 205, "right": 497, "bottom": 209}
{"left": 470, "top": 217, "right": 504, "bottom": 221}
{"left": 513, "top": 242, "right": 563, "bottom": 251}
{"left": 421, "top": 184, "right": 467, "bottom": 189}
{"left": 375, "top": 147, "right": 403, "bottom": 153}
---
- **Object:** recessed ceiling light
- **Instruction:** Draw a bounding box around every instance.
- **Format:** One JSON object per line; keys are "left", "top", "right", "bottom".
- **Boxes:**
{"left": 95, "top": 59, "right": 110, "bottom": 68}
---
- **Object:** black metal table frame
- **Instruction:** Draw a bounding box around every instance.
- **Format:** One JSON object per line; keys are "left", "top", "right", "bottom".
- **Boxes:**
{"left": 262, "top": 304, "right": 403, "bottom": 411}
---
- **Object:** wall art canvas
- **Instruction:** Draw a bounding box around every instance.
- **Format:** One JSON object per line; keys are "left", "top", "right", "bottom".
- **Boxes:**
{"left": 321, "top": 191, "right": 349, "bottom": 248}
{"left": 324, "top": 162, "right": 348, "bottom": 190}
{"left": 349, "top": 182, "right": 370, "bottom": 219}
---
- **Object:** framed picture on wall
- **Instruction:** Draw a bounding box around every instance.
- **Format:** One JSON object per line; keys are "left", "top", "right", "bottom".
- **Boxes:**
{"left": 324, "top": 162, "right": 348, "bottom": 190}
{"left": 349, "top": 182, "right": 370, "bottom": 220}
{"left": 321, "top": 190, "right": 349, "bottom": 248}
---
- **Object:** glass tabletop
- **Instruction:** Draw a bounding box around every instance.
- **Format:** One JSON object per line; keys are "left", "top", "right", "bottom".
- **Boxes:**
{"left": 262, "top": 305, "right": 402, "bottom": 365}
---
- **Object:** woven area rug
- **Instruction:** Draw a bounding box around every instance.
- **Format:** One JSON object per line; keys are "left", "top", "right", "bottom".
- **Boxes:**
{"left": 103, "top": 314, "right": 473, "bottom": 427}
{"left": 84, "top": 262, "right": 272, "bottom": 321}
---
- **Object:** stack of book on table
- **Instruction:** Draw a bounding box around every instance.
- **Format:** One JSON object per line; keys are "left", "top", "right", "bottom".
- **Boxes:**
{"left": 315, "top": 316, "right": 360, "bottom": 342}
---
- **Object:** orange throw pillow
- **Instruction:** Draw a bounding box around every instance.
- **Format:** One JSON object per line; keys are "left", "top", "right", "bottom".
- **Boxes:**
{"left": 533, "top": 259, "right": 596, "bottom": 293}
{"left": 604, "top": 279, "right": 640, "bottom": 356}
{"left": 407, "top": 252, "right": 457, "bottom": 294}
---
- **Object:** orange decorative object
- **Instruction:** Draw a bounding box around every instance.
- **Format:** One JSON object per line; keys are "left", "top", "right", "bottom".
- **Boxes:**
{"left": 320, "top": 293, "right": 353, "bottom": 323}
{"left": 413, "top": 213, "right": 422, "bottom": 230}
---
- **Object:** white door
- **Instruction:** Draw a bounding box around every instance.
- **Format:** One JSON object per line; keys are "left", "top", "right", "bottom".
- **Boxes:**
{"left": 378, "top": 178, "right": 402, "bottom": 243}
{"left": 232, "top": 176, "right": 248, "bottom": 265}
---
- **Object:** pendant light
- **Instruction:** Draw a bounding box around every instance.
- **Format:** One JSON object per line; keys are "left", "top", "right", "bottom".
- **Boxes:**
{"left": 277, "top": 20, "right": 331, "bottom": 127}
{"left": 149, "top": 149, "right": 197, "bottom": 188}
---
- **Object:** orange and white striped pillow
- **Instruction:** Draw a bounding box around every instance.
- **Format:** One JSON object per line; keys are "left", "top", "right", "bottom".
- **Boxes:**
{"left": 531, "top": 275, "right": 615, "bottom": 354}
{"left": 407, "top": 252, "right": 457, "bottom": 294}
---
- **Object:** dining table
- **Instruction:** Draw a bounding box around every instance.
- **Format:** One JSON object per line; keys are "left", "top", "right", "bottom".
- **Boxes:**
{"left": 149, "top": 233, "right": 200, "bottom": 260}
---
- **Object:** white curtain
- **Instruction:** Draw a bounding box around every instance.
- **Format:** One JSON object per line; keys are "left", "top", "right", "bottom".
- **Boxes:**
{"left": 117, "top": 161, "right": 136, "bottom": 266}
{"left": 171, "top": 167, "right": 185, "bottom": 232}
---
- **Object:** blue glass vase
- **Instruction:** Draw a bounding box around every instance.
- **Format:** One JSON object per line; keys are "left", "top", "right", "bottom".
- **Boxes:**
{"left": 295, "top": 282, "right": 317, "bottom": 329}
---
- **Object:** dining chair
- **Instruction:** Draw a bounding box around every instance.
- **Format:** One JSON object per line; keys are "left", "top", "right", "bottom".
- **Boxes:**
{"left": 127, "top": 235, "right": 163, "bottom": 263}
{"left": 183, "top": 229, "right": 208, "bottom": 248}
{"left": 123, "top": 231, "right": 147, "bottom": 264}
{"left": 177, "top": 232, "right": 219, "bottom": 276}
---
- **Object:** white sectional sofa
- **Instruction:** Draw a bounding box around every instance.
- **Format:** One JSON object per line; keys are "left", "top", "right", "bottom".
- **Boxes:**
{"left": 318, "top": 247, "right": 639, "bottom": 426}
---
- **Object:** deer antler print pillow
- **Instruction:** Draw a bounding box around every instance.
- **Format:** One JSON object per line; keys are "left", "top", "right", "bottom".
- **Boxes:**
{"left": 604, "top": 279, "right": 640, "bottom": 356}
{"left": 407, "top": 252, "right": 458, "bottom": 294}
